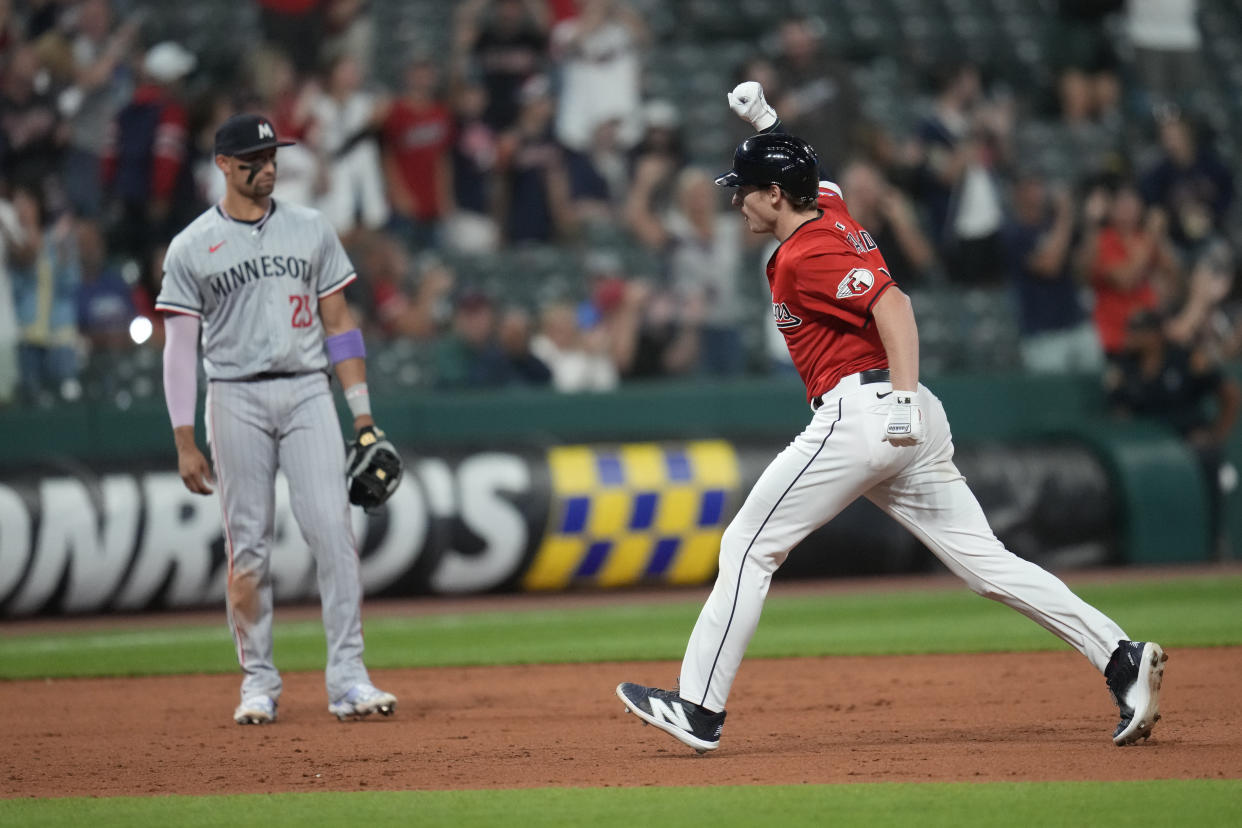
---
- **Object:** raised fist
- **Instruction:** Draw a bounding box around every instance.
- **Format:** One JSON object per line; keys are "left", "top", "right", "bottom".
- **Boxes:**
{"left": 727, "top": 81, "right": 778, "bottom": 131}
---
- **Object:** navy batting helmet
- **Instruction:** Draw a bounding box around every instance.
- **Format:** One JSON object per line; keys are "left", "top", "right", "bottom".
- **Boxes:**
{"left": 715, "top": 133, "right": 820, "bottom": 205}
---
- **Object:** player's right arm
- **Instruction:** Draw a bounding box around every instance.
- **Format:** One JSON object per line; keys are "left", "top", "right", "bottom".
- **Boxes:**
{"left": 156, "top": 236, "right": 214, "bottom": 494}
{"left": 165, "top": 313, "right": 214, "bottom": 494}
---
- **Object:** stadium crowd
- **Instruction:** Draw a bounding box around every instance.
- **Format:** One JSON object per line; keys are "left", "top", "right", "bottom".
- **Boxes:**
{"left": 0, "top": 0, "right": 1239, "bottom": 446}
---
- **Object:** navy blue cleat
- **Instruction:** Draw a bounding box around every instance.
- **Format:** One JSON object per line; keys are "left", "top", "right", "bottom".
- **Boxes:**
{"left": 1105, "top": 640, "right": 1168, "bottom": 746}
{"left": 616, "top": 682, "right": 726, "bottom": 754}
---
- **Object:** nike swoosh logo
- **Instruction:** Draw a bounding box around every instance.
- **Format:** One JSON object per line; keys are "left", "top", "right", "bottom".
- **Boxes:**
{"left": 876, "top": 391, "right": 892, "bottom": 398}
{"left": 209, "top": 241, "right": 226, "bottom": 253}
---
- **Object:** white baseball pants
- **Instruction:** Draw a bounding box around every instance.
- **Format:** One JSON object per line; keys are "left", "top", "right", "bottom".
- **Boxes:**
{"left": 207, "top": 373, "right": 374, "bottom": 704}
{"left": 678, "top": 372, "right": 1128, "bottom": 713}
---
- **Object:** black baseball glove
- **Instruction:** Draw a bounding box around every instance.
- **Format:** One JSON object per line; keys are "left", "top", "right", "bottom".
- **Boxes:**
{"left": 345, "top": 425, "right": 403, "bottom": 512}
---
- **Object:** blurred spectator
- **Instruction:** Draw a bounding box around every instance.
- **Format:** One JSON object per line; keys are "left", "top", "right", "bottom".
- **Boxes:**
{"left": 496, "top": 304, "right": 552, "bottom": 385}
{"left": 102, "top": 41, "right": 197, "bottom": 298}
{"left": 1106, "top": 308, "right": 1240, "bottom": 551}
{"left": 432, "top": 289, "right": 511, "bottom": 388}
{"left": 256, "top": 0, "right": 323, "bottom": 76}
{"left": 1048, "top": 0, "right": 1123, "bottom": 125}
{"left": 245, "top": 47, "right": 319, "bottom": 207}
{"left": 0, "top": 188, "right": 26, "bottom": 404}
{"left": 321, "top": 0, "right": 376, "bottom": 74}
{"left": 840, "top": 159, "right": 937, "bottom": 287}
{"left": 913, "top": 60, "right": 1011, "bottom": 286}
{"left": 624, "top": 140, "right": 677, "bottom": 252}
{"left": 623, "top": 98, "right": 686, "bottom": 218}
{"left": 495, "top": 74, "right": 571, "bottom": 244}
{"left": 0, "top": 0, "right": 22, "bottom": 64}
{"left": 1139, "top": 108, "right": 1235, "bottom": 257}
{"left": 1001, "top": 173, "right": 1103, "bottom": 374}
{"left": 454, "top": 0, "right": 549, "bottom": 132}
{"left": 51, "top": 0, "right": 138, "bottom": 219}
{"left": 0, "top": 43, "right": 66, "bottom": 212}
{"left": 769, "top": 15, "right": 860, "bottom": 174}
{"left": 852, "top": 120, "right": 923, "bottom": 196}
{"left": 311, "top": 54, "right": 390, "bottom": 237}
{"left": 551, "top": 0, "right": 647, "bottom": 154}
{"left": 22, "top": 0, "right": 62, "bottom": 41}
{"left": 563, "top": 116, "right": 628, "bottom": 225}
{"left": 353, "top": 232, "right": 453, "bottom": 340}
{"left": 11, "top": 188, "right": 81, "bottom": 404}
{"left": 664, "top": 168, "right": 746, "bottom": 376}
{"left": 381, "top": 55, "right": 454, "bottom": 252}
{"left": 1125, "top": 0, "right": 1202, "bottom": 112}
{"left": 74, "top": 218, "right": 132, "bottom": 351}
{"left": 1078, "top": 181, "right": 1180, "bottom": 359}
{"left": 1162, "top": 241, "right": 1235, "bottom": 349}
{"left": 529, "top": 299, "right": 618, "bottom": 391}
{"left": 600, "top": 276, "right": 701, "bottom": 380}
{"left": 444, "top": 79, "right": 500, "bottom": 253}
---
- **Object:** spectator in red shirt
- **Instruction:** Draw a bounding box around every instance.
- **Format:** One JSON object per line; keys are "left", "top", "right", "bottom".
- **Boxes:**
{"left": 382, "top": 55, "right": 454, "bottom": 251}
{"left": 1078, "top": 181, "right": 1180, "bottom": 358}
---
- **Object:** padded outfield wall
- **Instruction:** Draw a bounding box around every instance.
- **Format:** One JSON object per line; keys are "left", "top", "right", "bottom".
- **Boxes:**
{"left": 0, "top": 371, "right": 1232, "bottom": 617}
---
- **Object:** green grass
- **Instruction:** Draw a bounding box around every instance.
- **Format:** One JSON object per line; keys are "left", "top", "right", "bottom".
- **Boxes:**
{"left": 2, "top": 781, "right": 1239, "bottom": 827}
{"left": 2, "top": 574, "right": 1238, "bottom": 680}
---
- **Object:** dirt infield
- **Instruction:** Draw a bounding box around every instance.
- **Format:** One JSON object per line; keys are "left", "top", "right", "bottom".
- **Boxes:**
{"left": 3, "top": 646, "right": 1239, "bottom": 798}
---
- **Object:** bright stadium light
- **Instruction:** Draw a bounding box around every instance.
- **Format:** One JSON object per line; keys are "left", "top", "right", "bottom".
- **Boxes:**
{"left": 129, "top": 315, "right": 154, "bottom": 345}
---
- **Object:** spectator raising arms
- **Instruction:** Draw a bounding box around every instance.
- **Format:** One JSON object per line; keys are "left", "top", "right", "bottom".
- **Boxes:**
{"left": 1139, "top": 108, "right": 1235, "bottom": 257}
{"left": 310, "top": 54, "right": 390, "bottom": 237}
{"left": 1001, "top": 173, "right": 1103, "bottom": 374}
{"left": 840, "top": 159, "right": 937, "bottom": 288}
{"left": 495, "top": 74, "right": 572, "bottom": 245}
{"left": 454, "top": 0, "right": 548, "bottom": 132}
{"left": 1078, "top": 182, "right": 1180, "bottom": 359}
{"left": 551, "top": 0, "right": 647, "bottom": 154}
{"left": 913, "top": 60, "right": 1012, "bottom": 286}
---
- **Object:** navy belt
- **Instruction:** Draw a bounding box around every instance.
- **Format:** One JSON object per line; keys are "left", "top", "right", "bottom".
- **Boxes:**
{"left": 811, "top": 368, "right": 890, "bottom": 411}
{"left": 215, "top": 370, "right": 320, "bottom": 383}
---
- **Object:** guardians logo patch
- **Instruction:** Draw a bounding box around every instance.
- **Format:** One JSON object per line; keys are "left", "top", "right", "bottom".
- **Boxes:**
{"left": 772, "top": 302, "right": 802, "bottom": 330}
{"left": 836, "top": 267, "right": 874, "bottom": 299}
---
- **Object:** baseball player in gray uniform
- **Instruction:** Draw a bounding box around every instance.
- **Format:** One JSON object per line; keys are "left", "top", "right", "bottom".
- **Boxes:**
{"left": 157, "top": 113, "right": 396, "bottom": 725}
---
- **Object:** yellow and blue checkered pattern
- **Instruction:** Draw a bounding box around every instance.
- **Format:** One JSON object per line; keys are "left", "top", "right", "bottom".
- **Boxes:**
{"left": 523, "top": 441, "right": 741, "bottom": 590}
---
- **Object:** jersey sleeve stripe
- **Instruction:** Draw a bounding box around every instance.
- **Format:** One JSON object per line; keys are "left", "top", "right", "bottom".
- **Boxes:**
{"left": 317, "top": 271, "right": 357, "bottom": 299}
{"left": 864, "top": 279, "right": 896, "bottom": 314}
{"left": 155, "top": 301, "right": 203, "bottom": 318}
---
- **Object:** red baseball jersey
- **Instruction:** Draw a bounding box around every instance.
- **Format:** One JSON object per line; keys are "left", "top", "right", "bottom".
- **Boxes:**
{"left": 767, "top": 183, "right": 896, "bottom": 402}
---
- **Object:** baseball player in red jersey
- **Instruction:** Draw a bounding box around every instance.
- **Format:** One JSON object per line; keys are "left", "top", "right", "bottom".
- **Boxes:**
{"left": 616, "top": 83, "right": 1166, "bottom": 753}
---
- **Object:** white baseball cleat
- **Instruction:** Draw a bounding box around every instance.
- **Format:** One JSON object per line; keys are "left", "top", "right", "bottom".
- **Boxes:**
{"left": 234, "top": 694, "right": 277, "bottom": 725}
{"left": 1105, "top": 640, "right": 1168, "bottom": 746}
{"left": 329, "top": 683, "right": 397, "bottom": 721}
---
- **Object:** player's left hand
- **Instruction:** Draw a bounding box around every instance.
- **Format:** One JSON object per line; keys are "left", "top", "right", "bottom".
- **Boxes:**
{"left": 727, "top": 81, "right": 778, "bottom": 131}
{"left": 346, "top": 425, "right": 403, "bottom": 512}
{"left": 882, "top": 392, "right": 924, "bottom": 447}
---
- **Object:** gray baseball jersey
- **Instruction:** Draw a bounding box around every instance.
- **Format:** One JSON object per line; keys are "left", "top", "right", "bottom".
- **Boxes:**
{"left": 155, "top": 200, "right": 355, "bottom": 379}
{"left": 157, "top": 197, "right": 379, "bottom": 713}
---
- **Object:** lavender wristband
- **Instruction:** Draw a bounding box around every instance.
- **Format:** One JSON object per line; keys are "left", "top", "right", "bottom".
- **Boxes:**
{"left": 325, "top": 328, "right": 366, "bottom": 364}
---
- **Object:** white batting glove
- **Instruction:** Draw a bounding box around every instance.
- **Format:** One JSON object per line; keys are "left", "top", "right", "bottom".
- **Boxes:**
{"left": 727, "top": 81, "right": 778, "bottom": 131}
{"left": 883, "top": 391, "right": 925, "bottom": 447}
